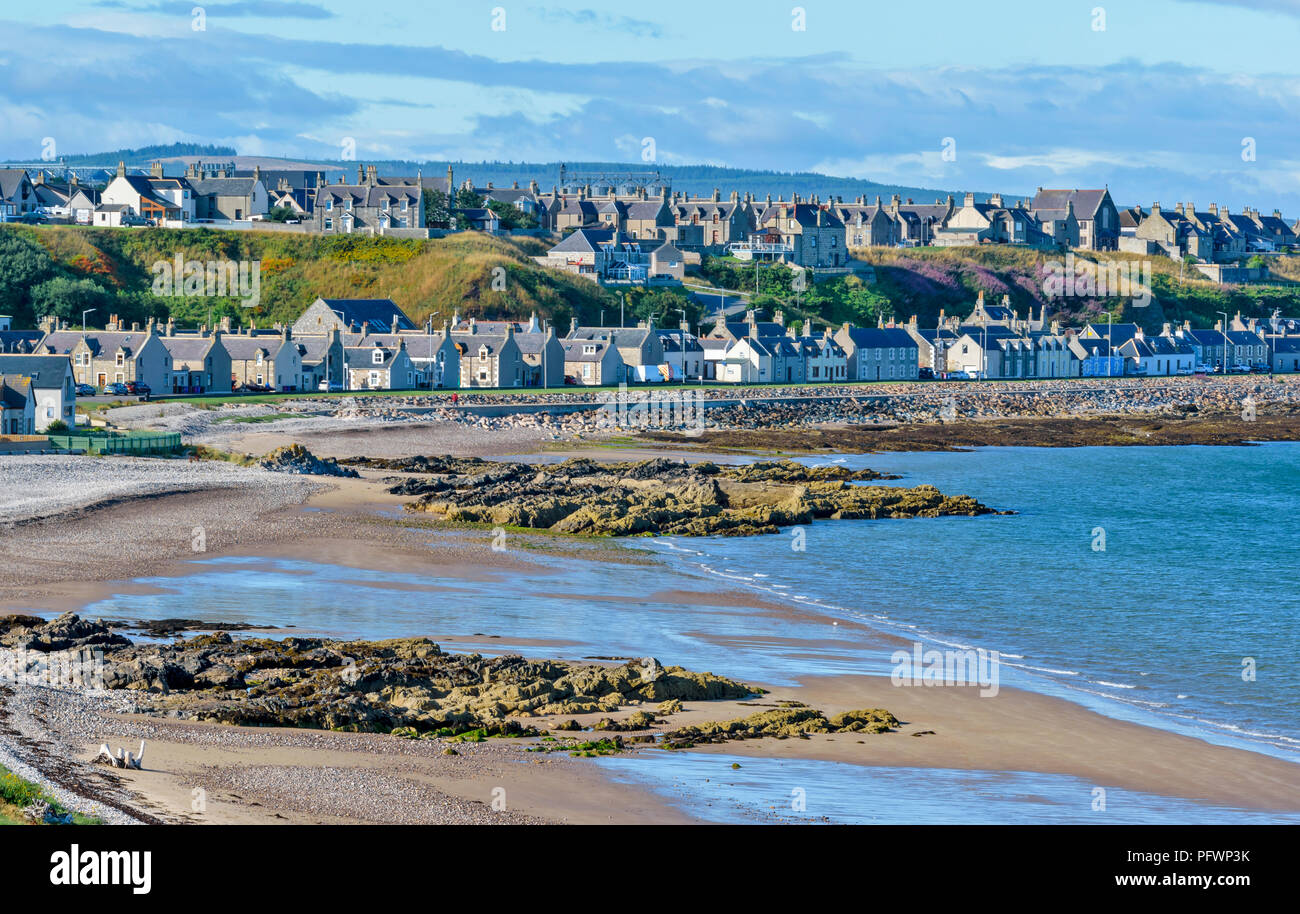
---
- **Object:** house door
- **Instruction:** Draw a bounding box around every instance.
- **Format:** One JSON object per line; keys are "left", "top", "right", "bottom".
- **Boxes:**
{"left": 97, "top": 373, "right": 106, "bottom": 387}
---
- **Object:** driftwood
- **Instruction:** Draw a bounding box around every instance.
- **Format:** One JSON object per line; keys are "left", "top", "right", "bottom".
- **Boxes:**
{"left": 96, "top": 740, "right": 146, "bottom": 770}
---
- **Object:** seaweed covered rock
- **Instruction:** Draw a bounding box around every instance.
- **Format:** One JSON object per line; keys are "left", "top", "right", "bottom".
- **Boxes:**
{"left": 259, "top": 444, "right": 359, "bottom": 477}
{"left": 85, "top": 631, "right": 757, "bottom": 738}
{"left": 661, "top": 705, "right": 900, "bottom": 749}
{"left": 387, "top": 456, "right": 1006, "bottom": 537}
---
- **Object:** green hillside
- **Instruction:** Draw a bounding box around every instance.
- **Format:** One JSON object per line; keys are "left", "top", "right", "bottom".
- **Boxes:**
{"left": 3, "top": 224, "right": 1297, "bottom": 336}
{"left": 0, "top": 226, "right": 695, "bottom": 332}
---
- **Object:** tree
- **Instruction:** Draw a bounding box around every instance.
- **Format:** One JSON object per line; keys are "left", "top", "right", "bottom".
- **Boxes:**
{"left": 29, "top": 277, "right": 113, "bottom": 323}
{"left": 0, "top": 231, "right": 56, "bottom": 316}
{"left": 265, "top": 206, "right": 299, "bottom": 223}
{"left": 486, "top": 199, "right": 538, "bottom": 231}
{"left": 455, "top": 187, "right": 485, "bottom": 209}
{"left": 424, "top": 189, "right": 450, "bottom": 226}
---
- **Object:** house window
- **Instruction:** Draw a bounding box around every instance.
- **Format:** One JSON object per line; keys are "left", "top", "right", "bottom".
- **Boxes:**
{"left": 116, "top": 353, "right": 124, "bottom": 366}
{"left": 372, "top": 350, "right": 384, "bottom": 364}
{"left": 369, "top": 370, "right": 380, "bottom": 386}
{"left": 326, "top": 199, "right": 334, "bottom": 212}
{"left": 324, "top": 218, "right": 333, "bottom": 231}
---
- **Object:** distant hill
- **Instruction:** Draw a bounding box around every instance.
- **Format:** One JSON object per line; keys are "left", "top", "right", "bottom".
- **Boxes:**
{"left": 2, "top": 142, "right": 239, "bottom": 168}
{"left": 10, "top": 148, "right": 1013, "bottom": 202}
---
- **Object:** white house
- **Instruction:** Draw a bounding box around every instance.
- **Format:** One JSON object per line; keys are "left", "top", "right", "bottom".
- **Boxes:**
{"left": 0, "top": 354, "right": 75, "bottom": 430}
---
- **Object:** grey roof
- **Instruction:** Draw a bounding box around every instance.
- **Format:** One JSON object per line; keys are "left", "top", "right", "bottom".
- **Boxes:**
{"left": 0, "top": 330, "right": 44, "bottom": 353}
{"left": 39, "top": 330, "right": 149, "bottom": 356}
{"left": 0, "top": 168, "right": 32, "bottom": 200}
{"left": 1030, "top": 189, "right": 1112, "bottom": 220}
{"left": 344, "top": 345, "right": 400, "bottom": 369}
{"left": 316, "top": 185, "right": 421, "bottom": 207}
{"left": 550, "top": 227, "right": 615, "bottom": 253}
{"left": 355, "top": 332, "right": 448, "bottom": 359}
{"left": 187, "top": 176, "right": 259, "bottom": 197}
{"left": 0, "top": 354, "right": 72, "bottom": 387}
{"left": 838, "top": 327, "right": 918, "bottom": 348}
{"left": 221, "top": 334, "right": 289, "bottom": 360}
{"left": 314, "top": 298, "right": 416, "bottom": 333}
{"left": 160, "top": 336, "right": 217, "bottom": 361}
{"left": 0, "top": 376, "right": 32, "bottom": 409}
{"left": 561, "top": 339, "right": 611, "bottom": 362}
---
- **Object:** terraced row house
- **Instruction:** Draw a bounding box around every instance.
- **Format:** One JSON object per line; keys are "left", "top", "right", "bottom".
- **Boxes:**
{"left": 312, "top": 165, "right": 426, "bottom": 237}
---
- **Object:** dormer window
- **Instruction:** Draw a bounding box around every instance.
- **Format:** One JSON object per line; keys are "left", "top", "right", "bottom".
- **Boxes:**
{"left": 326, "top": 198, "right": 334, "bottom": 211}
{"left": 372, "top": 349, "right": 384, "bottom": 365}
{"left": 345, "top": 198, "right": 353, "bottom": 211}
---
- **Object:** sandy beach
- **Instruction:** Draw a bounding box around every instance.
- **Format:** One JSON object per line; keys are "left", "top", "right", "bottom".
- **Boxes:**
{"left": 2, "top": 408, "right": 1298, "bottom": 825}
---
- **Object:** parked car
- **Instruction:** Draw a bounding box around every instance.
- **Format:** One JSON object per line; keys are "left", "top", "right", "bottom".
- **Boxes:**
{"left": 103, "top": 382, "right": 129, "bottom": 396}
{"left": 1193, "top": 364, "right": 1211, "bottom": 375}
{"left": 918, "top": 367, "right": 935, "bottom": 380}
{"left": 74, "top": 383, "right": 96, "bottom": 397}
{"left": 1230, "top": 364, "right": 1252, "bottom": 374}
{"left": 317, "top": 379, "right": 344, "bottom": 392}
{"left": 946, "top": 370, "right": 971, "bottom": 380}
{"left": 126, "top": 381, "right": 151, "bottom": 396}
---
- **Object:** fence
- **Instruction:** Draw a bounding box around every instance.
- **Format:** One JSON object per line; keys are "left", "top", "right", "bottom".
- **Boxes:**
{"left": 47, "top": 432, "right": 182, "bottom": 455}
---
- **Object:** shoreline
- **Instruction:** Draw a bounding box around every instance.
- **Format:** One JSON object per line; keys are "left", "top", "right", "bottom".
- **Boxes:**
{"left": 2, "top": 437, "right": 1297, "bottom": 824}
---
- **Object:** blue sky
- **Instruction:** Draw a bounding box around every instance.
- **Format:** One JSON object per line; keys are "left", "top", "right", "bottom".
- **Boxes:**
{"left": 4, "top": 0, "right": 1300, "bottom": 210}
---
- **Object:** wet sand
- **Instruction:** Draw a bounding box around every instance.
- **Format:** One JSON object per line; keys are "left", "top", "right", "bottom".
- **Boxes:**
{"left": 3, "top": 451, "right": 1297, "bottom": 824}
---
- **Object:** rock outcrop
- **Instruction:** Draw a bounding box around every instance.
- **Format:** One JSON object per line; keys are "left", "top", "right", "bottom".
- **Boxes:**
{"left": 350, "top": 455, "right": 1005, "bottom": 537}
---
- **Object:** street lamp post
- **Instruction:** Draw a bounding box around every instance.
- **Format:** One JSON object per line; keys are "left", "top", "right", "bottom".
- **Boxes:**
{"left": 1218, "top": 310, "right": 1230, "bottom": 373}
{"left": 82, "top": 308, "right": 95, "bottom": 336}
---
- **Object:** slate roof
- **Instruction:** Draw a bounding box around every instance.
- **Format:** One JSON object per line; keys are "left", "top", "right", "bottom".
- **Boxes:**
{"left": 839, "top": 327, "right": 919, "bottom": 348}
{"left": 0, "top": 375, "right": 32, "bottom": 410}
{"left": 344, "top": 345, "right": 400, "bottom": 369}
{"left": 314, "top": 299, "right": 416, "bottom": 333}
{"left": 0, "top": 354, "right": 72, "bottom": 388}
{"left": 1031, "top": 189, "right": 1111, "bottom": 220}
{"left": 0, "top": 169, "right": 31, "bottom": 200}
{"left": 187, "top": 176, "right": 259, "bottom": 197}
{"left": 160, "top": 336, "right": 217, "bottom": 362}
{"left": 220, "top": 335, "right": 289, "bottom": 361}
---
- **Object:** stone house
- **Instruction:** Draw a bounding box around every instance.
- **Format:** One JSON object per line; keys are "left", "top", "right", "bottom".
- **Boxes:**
{"left": 566, "top": 322, "right": 667, "bottom": 383}
{"left": 671, "top": 191, "right": 752, "bottom": 251}
{"left": 561, "top": 338, "right": 623, "bottom": 386}
{"left": 293, "top": 298, "right": 417, "bottom": 335}
{"left": 344, "top": 339, "right": 416, "bottom": 390}
{"left": 160, "top": 331, "right": 233, "bottom": 394}
{"left": 313, "top": 166, "right": 425, "bottom": 236}
{"left": 454, "top": 325, "right": 526, "bottom": 388}
{"left": 221, "top": 327, "right": 303, "bottom": 391}
{"left": 1030, "top": 189, "right": 1119, "bottom": 250}
{"left": 355, "top": 327, "right": 461, "bottom": 389}
{"left": 935, "top": 194, "right": 1054, "bottom": 248}
{"left": 743, "top": 198, "right": 847, "bottom": 269}
{"left": 37, "top": 320, "right": 173, "bottom": 391}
